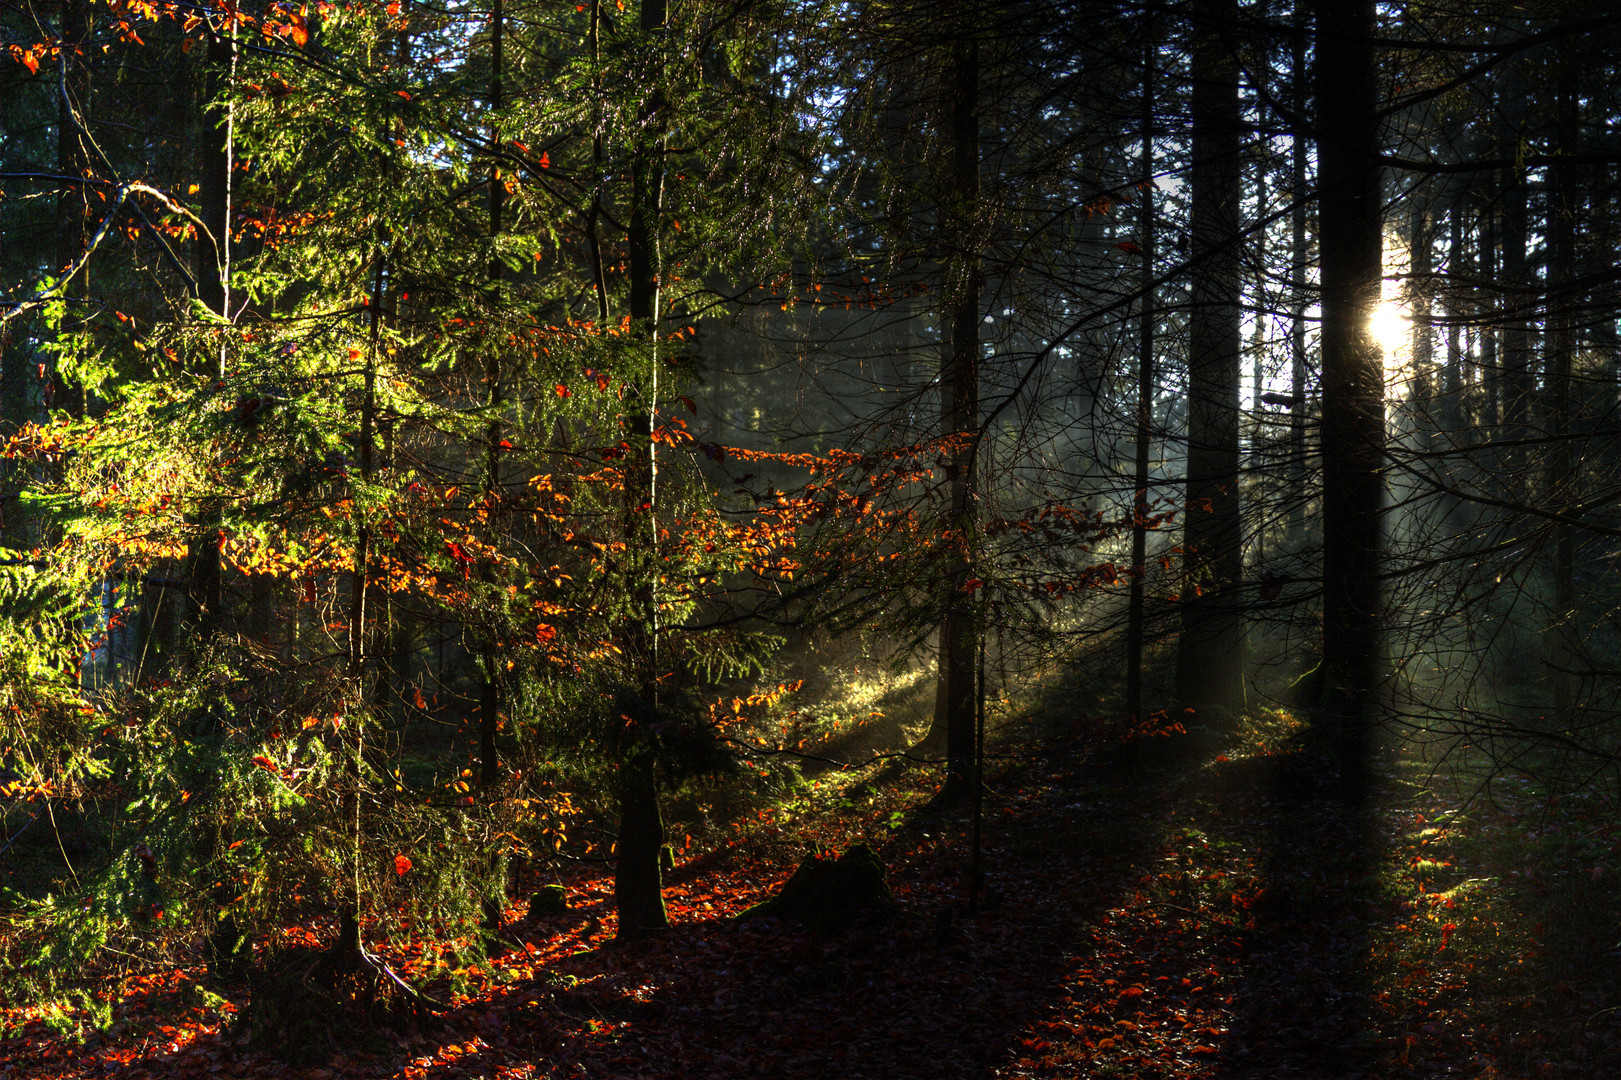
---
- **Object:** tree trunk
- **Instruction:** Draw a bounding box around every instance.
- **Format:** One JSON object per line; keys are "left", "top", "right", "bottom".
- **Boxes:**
{"left": 1407, "top": 203, "right": 1433, "bottom": 423}
{"left": 1441, "top": 203, "right": 1465, "bottom": 529}
{"left": 185, "top": 19, "right": 233, "bottom": 645}
{"left": 613, "top": 752, "right": 667, "bottom": 937}
{"left": 1288, "top": 2, "right": 1310, "bottom": 544}
{"left": 1175, "top": 0, "right": 1245, "bottom": 712}
{"left": 478, "top": 0, "right": 505, "bottom": 792}
{"left": 1546, "top": 46, "right": 1577, "bottom": 713}
{"left": 1314, "top": 0, "right": 1384, "bottom": 803}
{"left": 1497, "top": 77, "right": 1532, "bottom": 482}
{"left": 1475, "top": 196, "right": 1499, "bottom": 432}
{"left": 931, "top": 32, "right": 980, "bottom": 803}
{"left": 614, "top": 0, "right": 669, "bottom": 939}
{"left": 1126, "top": 7, "right": 1157, "bottom": 725}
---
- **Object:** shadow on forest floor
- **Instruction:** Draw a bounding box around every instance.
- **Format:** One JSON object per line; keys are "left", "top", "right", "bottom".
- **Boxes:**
{"left": 5, "top": 721, "right": 1621, "bottom": 1078}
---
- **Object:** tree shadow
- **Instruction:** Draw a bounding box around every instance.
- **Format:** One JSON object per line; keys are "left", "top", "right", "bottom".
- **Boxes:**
{"left": 1192, "top": 750, "right": 1383, "bottom": 1080}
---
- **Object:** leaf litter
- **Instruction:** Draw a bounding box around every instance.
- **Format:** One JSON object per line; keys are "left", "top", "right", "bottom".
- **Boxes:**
{"left": 3, "top": 734, "right": 1619, "bottom": 1078}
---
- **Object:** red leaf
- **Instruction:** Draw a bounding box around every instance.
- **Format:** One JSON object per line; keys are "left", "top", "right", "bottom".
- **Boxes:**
{"left": 251, "top": 755, "right": 277, "bottom": 773}
{"left": 394, "top": 854, "right": 412, "bottom": 876}
{"left": 679, "top": 395, "right": 697, "bottom": 415}
{"left": 1114, "top": 240, "right": 1142, "bottom": 254}
{"left": 539, "top": 151, "right": 550, "bottom": 168}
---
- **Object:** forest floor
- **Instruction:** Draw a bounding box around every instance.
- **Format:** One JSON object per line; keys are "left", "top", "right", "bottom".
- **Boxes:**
{"left": 2, "top": 715, "right": 1620, "bottom": 1079}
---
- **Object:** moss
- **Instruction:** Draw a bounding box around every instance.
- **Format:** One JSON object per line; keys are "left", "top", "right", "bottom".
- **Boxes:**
{"left": 529, "top": 883, "right": 569, "bottom": 916}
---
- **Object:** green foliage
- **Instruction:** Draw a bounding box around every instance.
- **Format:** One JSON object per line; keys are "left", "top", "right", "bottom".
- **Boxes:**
{"left": 0, "top": 0, "right": 817, "bottom": 1027}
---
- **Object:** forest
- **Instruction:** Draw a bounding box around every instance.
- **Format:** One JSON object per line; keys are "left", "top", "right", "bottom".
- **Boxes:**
{"left": 1, "top": 0, "right": 1619, "bottom": 1075}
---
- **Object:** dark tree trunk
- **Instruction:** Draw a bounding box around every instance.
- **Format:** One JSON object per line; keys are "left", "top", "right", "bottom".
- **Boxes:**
{"left": 333, "top": 261, "right": 382, "bottom": 967}
{"left": 1407, "top": 203, "right": 1434, "bottom": 420}
{"left": 613, "top": 752, "right": 667, "bottom": 937}
{"left": 1441, "top": 203, "right": 1465, "bottom": 529}
{"left": 614, "top": 0, "right": 669, "bottom": 939}
{"left": 1314, "top": 0, "right": 1384, "bottom": 804}
{"left": 1441, "top": 204, "right": 1463, "bottom": 433}
{"left": 932, "top": 32, "right": 980, "bottom": 803}
{"left": 185, "top": 20, "right": 233, "bottom": 646}
{"left": 1126, "top": 6, "right": 1157, "bottom": 725}
{"left": 479, "top": 0, "right": 505, "bottom": 792}
{"left": 1547, "top": 46, "right": 1577, "bottom": 713}
{"left": 1497, "top": 80, "right": 1532, "bottom": 481}
{"left": 1175, "top": 0, "right": 1245, "bottom": 712}
{"left": 1288, "top": 2, "right": 1311, "bottom": 544}
{"left": 1476, "top": 197, "right": 1499, "bottom": 432}
{"left": 52, "top": 0, "right": 89, "bottom": 422}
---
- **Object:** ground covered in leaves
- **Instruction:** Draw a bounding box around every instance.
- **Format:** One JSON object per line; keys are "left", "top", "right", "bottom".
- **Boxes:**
{"left": 3, "top": 731, "right": 1619, "bottom": 1079}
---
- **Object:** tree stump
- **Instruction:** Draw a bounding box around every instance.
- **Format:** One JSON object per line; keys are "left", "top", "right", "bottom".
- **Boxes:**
{"left": 528, "top": 883, "right": 569, "bottom": 917}
{"left": 740, "top": 844, "right": 893, "bottom": 930}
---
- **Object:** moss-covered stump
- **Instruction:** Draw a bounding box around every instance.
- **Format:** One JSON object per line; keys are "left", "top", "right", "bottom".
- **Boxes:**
{"left": 740, "top": 844, "right": 894, "bottom": 930}
{"left": 529, "top": 883, "right": 570, "bottom": 917}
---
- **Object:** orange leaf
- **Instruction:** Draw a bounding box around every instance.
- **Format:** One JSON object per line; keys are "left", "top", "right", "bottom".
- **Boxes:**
{"left": 539, "top": 151, "right": 550, "bottom": 168}
{"left": 394, "top": 854, "right": 412, "bottom": 875}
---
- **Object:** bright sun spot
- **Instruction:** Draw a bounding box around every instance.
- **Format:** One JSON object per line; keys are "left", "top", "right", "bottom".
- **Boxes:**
{"left": 1371, "top": 300, "right": 1410, "bottom": 364}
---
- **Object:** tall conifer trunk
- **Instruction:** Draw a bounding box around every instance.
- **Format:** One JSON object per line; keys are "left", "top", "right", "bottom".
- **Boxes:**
{"left": 1126, "top": 6, "right": 1157, "bottom": 726}
{"left": 1288, "top": 3, "right": 1310, "bottom": 544}
{"left": 52, "top": 0, "right": 89, "bottom": 422}
{"left": 478, "top": 0, "right": 505, "bottom": 792}
{"left": 1175, "top": 0, "right": 1244, "bottom": 711}
{"left": 1547, "top": 46, "right": 1577, "bottom": 713}
{"left": 1497, "top": 71, "right": 1532, "bottom": 482}
{"left": 186, "top": 18, "right": 233, "bottom": 645}
{"left": 615, "top": 0, "right": 669, "bottom": 939}
{"left": 1314, "top": 0, "right": 1384, "bottom": 803}
{"left": 932, "top": 31, "right": 980, "bottom": 803}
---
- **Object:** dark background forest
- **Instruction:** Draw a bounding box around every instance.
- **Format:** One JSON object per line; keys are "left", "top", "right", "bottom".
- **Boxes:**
{"left": 1, "top": 0, "right": 1619, "bottom": 1076}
